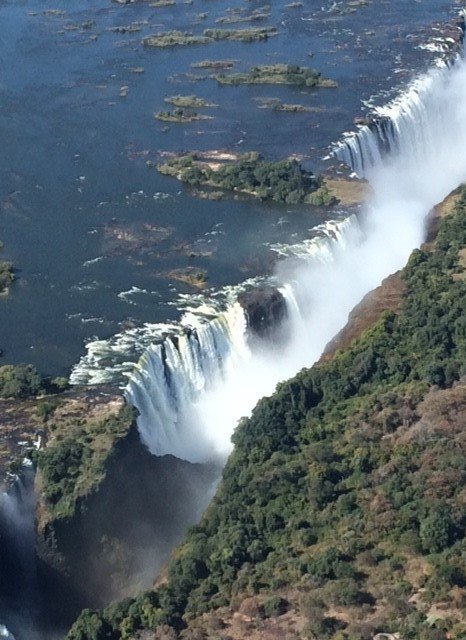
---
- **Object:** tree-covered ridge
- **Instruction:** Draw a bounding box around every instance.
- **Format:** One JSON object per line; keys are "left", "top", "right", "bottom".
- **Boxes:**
{"left": 67, "top": 192, "right": 466, "bottom": 640}
{"left": 34, "top": 403, "right": 135, "bottom": 524}
{"left": 156, "top": 152, "right": 336, "bottom": 205}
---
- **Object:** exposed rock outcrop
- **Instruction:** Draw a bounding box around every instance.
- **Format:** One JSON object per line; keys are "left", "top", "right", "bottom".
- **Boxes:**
{"left": 237, "top": 286, "right": 287, "bottom": 341}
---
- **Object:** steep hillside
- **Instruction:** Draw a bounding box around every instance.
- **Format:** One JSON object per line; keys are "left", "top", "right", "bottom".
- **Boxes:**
{"left": 66, "top": 190, "right": 466, "bottom": 640}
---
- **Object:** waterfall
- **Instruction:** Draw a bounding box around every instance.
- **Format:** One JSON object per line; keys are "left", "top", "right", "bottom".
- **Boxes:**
{"left": 333, "top": 32, "right": 465, "bottom": 178}
{"left": 124, "top": 215, "right": 360, "bottom": 462}
{"left": 0, "top": 626, "right": 16, "bottom": 640}
{"left": 126, "top": 302, "right": 249, "bottom": 460}
{"left": 123, "top": 47, "right": 466, "bottom": 464}
{"left": 0, "top": 469, "right": 38, "bottom": 639}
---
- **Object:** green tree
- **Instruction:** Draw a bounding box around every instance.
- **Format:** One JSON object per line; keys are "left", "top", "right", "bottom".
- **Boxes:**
{"left": 0, "top": 364, "right": 42, "bottom": 398}
{"left": 420, "top": 510, "right": 452, "bottom": 553}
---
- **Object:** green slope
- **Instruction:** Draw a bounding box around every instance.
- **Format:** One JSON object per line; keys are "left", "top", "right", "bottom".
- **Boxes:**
{"left": 66, "top": 191, "right": 466, "bottom": 640}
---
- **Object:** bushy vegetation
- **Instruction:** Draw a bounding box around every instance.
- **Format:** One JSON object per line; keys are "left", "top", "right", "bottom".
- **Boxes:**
{"left": 164, "top": 95, "right": 214, "bottom": 108}
{"left": 35, "top": 404, "right": 135, "bottom": 521}
{"left": 67, "top": 192, "right": 466, "bottom": 640}
{"left": 215, "top": 11, "right": 270, "bottom": 25}
{"left": 215, "top": 63, "right": 336, "bottom": 87}
{"left": 191, "top": 59, "right": 235, "bottom": 69}
{"left": 0, "top": 364, "right": 68, "bottom": 399}
{"left": 142, "top": 27, "right": 276, "bottom": 48}
{"left": 0, "top": 260, "right": 14, "bottom": 293}
{"left": 142, "top": 31, "right": 210, "bottom": 48}
{"left": 0, "top": 364, "right": 43, "bottom": 398}
{"left": 202, "top": 27, "right": 277, "bottom": 42}
{"left": 154, "top": 109, "right": 213, "bottom": 123}
{"left": 157, "top": 153, "right": 323, "bottom": 204}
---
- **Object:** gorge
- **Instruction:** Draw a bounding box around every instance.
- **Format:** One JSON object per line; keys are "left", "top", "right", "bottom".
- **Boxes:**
{"left": 125, "top": 34, "right": 466, "bottom": 468}
{"left": 0, "top": 2, "right": 465, "bottom": 639}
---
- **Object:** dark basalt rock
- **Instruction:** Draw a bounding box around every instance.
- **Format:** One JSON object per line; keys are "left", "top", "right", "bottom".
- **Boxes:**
{"left": 237, "top": 286, "right": 287, "bottom": 341}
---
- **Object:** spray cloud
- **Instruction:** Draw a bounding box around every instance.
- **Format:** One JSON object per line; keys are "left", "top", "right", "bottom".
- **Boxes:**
{"left": 126, "top": 53, "right": 466, "bottom": 464}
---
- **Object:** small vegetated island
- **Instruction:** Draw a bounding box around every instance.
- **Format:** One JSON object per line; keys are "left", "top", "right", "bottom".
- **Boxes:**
{"left": 191, "top": 59, "right": 236, "bottom": 69}
{"left": 214, "top": 63, "right": 338, "bottom": 88}
{"left": 214, "top": 7, "right": 270, "bottom": 25}
{"left": 155, "top": 95, "right": 217, "bottom": 123}
{"left": 0, "top": 242, "right": 13, "bottom": 295}
{"left": 163, "top": 95, "right": 216, "bottom": 108}
{"left": 154, "top": 109, "right": 213, "bottom": 123}
{"left": 154, "top": 151, "right": 337, "bottom": 205}
{"left": 0, "top": 261, "right": 13, "bottom": 294}
{"left": 255, "top": 98, "right": 315, "bottom": 112}
{"left": 142, "top": 27, "right": 277, "bottom": 48}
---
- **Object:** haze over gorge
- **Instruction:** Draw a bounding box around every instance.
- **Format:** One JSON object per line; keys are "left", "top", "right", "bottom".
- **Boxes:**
{"left": 0, "top": 0, "right": 465, "bottom": 639}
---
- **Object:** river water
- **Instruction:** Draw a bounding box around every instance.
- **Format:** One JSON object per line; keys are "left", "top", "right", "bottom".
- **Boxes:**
{"left": 0, "top": 1, "right": 462, "bottom": 637}
{"left": 0, "top": 0, "right": 454, "bottom": 376}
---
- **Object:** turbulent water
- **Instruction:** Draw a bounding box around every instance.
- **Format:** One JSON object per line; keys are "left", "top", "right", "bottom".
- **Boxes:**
{"left": 125, "top": 215, "right": 361, "bottom": 461}
{"left": 0, "top": 472, "right": 37, "bottom": 640}
{"left": 123, "top": 41, "right": 466, "bottom": 464}
{"left": 0, "top": 0, "right": 464, "bottom": 636}
{"left": 334, "top": 41, "right": 464, "bottom": 177}
{"left": 0, "top": 627, "right": 15, "bottom": 640}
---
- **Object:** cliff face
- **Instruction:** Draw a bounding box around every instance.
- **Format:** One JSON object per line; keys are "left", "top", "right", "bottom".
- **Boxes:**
{"left": 320, "top": 190, "right": 461, "bottom": 364}
{"left": 0, "top": 388, "right": 134, "bottom": 637}
{"left": 30, "top": 393, "right": 219, "bottom": 634}
{"left": 64, "top": 191, "right": 466, "bottom": 640}
{"left": 0, "top": 387, "right": 127, "bottom": 488}
{"left": 320, "top": 270, "right": 406, "bottom": 363}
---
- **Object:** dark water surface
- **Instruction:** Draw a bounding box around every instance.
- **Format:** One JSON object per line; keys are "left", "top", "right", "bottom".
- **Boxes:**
{"left": 0, "top": 1, "right": 460, "bottom": 638}
{"left": 0, "top": 0, "right": 455, "bottom": 374}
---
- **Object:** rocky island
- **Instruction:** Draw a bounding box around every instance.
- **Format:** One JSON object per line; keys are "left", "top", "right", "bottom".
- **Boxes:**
{"left": 142, "top": 27, "right": 277, "bottom": 48}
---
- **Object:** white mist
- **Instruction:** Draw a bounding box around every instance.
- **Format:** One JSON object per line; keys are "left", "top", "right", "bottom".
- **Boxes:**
{"left": 127, "top": 54, "right": 466, "bottom": 463}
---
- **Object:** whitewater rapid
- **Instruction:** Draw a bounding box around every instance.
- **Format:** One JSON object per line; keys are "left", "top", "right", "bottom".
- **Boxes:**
{"left": 74, "top": 39, "right": 466, "bottom": 464}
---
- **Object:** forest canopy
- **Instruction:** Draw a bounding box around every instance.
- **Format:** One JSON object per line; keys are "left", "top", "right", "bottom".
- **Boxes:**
{"left": 67, "top": 191, "right": 466, "bottom": 640}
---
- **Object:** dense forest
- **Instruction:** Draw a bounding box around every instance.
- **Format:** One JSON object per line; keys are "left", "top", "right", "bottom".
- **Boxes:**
{"left": 66, "top": 192, "right": 466, "bottom": 640}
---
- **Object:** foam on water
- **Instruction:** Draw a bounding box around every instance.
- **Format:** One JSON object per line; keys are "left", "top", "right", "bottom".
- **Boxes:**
{"left": 123, "top": 47, "right": 466, "bottom": 463}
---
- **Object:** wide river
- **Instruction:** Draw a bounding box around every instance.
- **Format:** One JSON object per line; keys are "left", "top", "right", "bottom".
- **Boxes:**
{"left": 0, "top": 0, "right": 455, "bottom": 376}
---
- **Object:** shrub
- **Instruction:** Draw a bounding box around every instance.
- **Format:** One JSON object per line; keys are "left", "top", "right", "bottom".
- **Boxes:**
{"left": 261, "top": 595, "right": 288, "bottom": 618}
{"left": 420, "top": 510, "right": 453, "bottom": 553}
{"left": 0, "top": 364, "right": 42, "bottom": 398}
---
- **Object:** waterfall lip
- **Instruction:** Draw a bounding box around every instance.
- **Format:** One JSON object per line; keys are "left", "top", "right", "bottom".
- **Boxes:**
{"left": 331, "top": 53, "right": 463, "bottom": 177}
{"left": 330, "top": 16, "right": 465, "bottom": 177}
{"left": 70, "top": 9, "right": 466, "bottom": 465}
{"left": 69, "top": 216, "right": 357, "bottom": 388}
{"left": 268, "top": 214, "right": 359, "bottom": 259}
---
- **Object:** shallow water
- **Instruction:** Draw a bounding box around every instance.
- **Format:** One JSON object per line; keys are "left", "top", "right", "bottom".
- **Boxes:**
{"left": 0, "top": 0, "right": 454, "bottom": 375}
